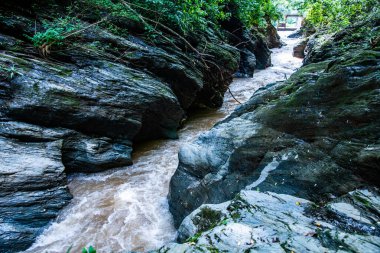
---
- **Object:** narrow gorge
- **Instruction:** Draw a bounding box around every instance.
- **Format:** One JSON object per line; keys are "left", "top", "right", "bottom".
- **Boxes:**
{"left": 0, "top": 1, "right": 379, "bottom": 253}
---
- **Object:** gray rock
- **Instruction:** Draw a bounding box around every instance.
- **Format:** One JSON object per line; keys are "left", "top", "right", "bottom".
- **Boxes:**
{"left": 62, "top": 135, "right": 132, "bottom": 173}
{"left": 169, "top": 14, "right": 380, "bottom": 227}
{"left": 2, "top": 54, "right": 184, "bottom": 141}
{"left": 287, "top": 29, "right": 303, "bottom": 38}
{"left": 0, "top": 2, "right": 242, "bottom": 251}
{"left": 160, "top": 189, "right": 380, "bottom": 253}
{"left": 236, "top": 49, "right": 257, "bottom": 78}
{"left": 222, "top": 17, "right": 271, "bottom": 77}
{"left": 0, "top": 121, "right": 73, "bottom": 142}
{"left": 265, "top": 23, "right": 284, "bottom": 49}
{"left": 0, "top": 137, "right": 72, "bottom": 253}
{"left": 293, "top": 39, "right": 308, "bottom": 58}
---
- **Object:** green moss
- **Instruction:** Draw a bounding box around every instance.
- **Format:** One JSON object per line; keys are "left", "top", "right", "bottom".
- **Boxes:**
{"left": 352, "top": 192, "right": 372, "bottom": 208}
{"left": 186, "top": 231, "right": 202, "bottom": 243}
{"left": 33, "top": 82, "right": 40, "bottom": 92}
{"left": 203, "top": 42, "right": 239, "bottom": 71}
{"left": 205, "top": 246, "right": 223, "bottom": 253}
{"left": 279, "top": 241, "right": 293, "bottom": 253}
{"left": 63, "top": 96, "right": 81, "bottom": 107}
{"left": 192, "top": 207, "right": 223, "bottom": 233}
{"left": 335, "top": 50, "right": 380, "bottom": 70}
{"left": 230, "top": 212, "right": 241, "bottom": 221}
{"left": 317, "top": 229, "right": 356, "bottom": 252}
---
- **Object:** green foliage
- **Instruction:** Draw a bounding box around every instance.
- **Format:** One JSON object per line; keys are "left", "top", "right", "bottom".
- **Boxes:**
{"left": 65, "top": 245, "right": 73, "bottom": 253}
{"left": 186, "top": 231, "right": 202, "bottom": 243}
{"left": 27, "top": 16, "right": 82, "bottom": 47}
{"left": 81, "top": 0, "right": 229, "bottom": 33}
{"left": 192, "top": 207, "right": 223, "bottom": 233}
{"left": 82, "top": 0, "right": 281, "bottom": 33}
{"left": 81, "top": 245, "right": 96, "bottom": 253}
{"left": 278, "top": 0, "right": 379, "bottom": 31}
{"left": 235, "top": 0, "right": 281, "bottom": 27}
{"left": 0, "top": 64, "right": 22, "bottom": 81}
{"left": 27, "top": 0, "right": 283, "bottom": 48}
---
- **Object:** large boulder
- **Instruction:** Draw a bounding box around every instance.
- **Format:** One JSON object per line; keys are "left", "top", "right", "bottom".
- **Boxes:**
{"left": 169, "top": 14, "right": 380, "bottom": 227}
{"left": 160, "top": 188, "right": 380, "bottom": 252}
{"left": 265, "top": 22, "right": 284, "bottom": 49}
{"left": 0, "top": 3, "right": 241, "bottom": 177}
{"left": 62, "top": 135, "right": 133, "bottom": 173}
{"left": 293, "top": 38, "right": 308, "bottom": 58}
{"left": 0, "top": 135, "right": 72, "bottom": 253}
{"left": 0, "top": 1, "right": 241, "bottom": 251}
{"left": 288, "top": 29, "right": 303, "bottom": 38}
{"left": 221, "top": 13, "right": 272, "bottom": 77}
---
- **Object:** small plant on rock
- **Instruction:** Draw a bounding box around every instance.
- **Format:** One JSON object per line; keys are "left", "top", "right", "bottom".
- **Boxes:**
{"left": 81, "top": 245, "right": 97, "bottom": 253}
{"left": 26, "top": 16, "right": 82, "bottom": 55}
{"left": 0, "top": 63, "right": 22, "bottom": 81}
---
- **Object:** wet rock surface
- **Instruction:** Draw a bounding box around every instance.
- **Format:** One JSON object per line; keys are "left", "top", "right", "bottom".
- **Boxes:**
{"left": 265, "top": 23, "right": 284, "bottom": 49}
{"left": 287, "top": 29, "right": 303, "bottom": 38}
{"left": 160, "top": 189, "right": 380, "bottom": 252}
{"left": 62, "top": 136, "right": 133, "bottom": 173}
{"left": 222, "top": 15, "right": 272, "bottom": 77}
{"left": 0, "top": 136, "right": 72, "bottom": 253}
{"left": 169, "top": 14, "right": 380, "bottom": 232}
{"left": 293, "top": 38, "right": 308, "bottom": 58}
{"left": 0, "top": 0, "right": 274, "bottom": 250}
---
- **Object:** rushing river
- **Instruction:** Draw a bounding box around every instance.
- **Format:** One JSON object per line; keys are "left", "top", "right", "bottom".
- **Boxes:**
{"left": 26, "top": 31, "right": 302, "bottom": 253}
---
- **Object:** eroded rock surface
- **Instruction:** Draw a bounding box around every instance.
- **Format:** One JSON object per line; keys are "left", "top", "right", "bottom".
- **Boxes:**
{"left": 169, "top": 13, "right": 380, "bottom": 228}
{"left": 222, "top": 14, "right": 272, "bottom": 77}
{"left": 160, "top": 189, "right": 380, "bottom": 252}
{"left": 293, "top": 38, "right": 308, "bottom": 58}
{"left": 0, "top": 136, "right": 72, "bottom": 253}
{"left": 0, "top": 0, "right": 272, "bottom": 250}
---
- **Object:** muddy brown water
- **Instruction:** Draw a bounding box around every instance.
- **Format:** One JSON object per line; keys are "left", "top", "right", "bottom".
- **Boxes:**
{"left": 26, "top": 31, "right": 302, "bottom": 253}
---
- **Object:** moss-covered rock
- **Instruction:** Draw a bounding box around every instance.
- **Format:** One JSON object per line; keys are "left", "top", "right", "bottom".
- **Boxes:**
{"left": 161, "top": 189, "right": 380, "bottom": 253}
{"left": 169, "top": 11, "right": 380, "bottom": 230}
{"left": 0, "top": 0, "right": 247, "bottom": 251}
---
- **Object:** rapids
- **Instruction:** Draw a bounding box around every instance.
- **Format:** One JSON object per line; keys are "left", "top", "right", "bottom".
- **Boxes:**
{"left": 26, "top": 31, "right": 302, "bottom": 253}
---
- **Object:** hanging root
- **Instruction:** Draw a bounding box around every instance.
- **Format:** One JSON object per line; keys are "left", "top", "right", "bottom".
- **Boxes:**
{"left": 228, "top": 87, "right": 242, "bottom": 104}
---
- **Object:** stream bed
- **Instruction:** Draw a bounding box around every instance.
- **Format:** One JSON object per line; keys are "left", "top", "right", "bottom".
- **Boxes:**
{"left": 26, "top": 31, "right": 302, "bottom": 253}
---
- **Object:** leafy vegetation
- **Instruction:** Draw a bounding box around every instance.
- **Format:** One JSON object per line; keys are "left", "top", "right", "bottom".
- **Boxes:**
{"left": 0, "top": 63, "right": 22, "bottom": 81}
{"left": 82, "top": 0, "right": 281, "bottom": 31}
{"left": 81, "top": 245, "right": 96, "bottom": 253}
{"left": 65, "top": 245, "right": 96, "bottom": 253}
{"left": 28, "top": 0, "right": 282, "bottom": 50}
{"left": 274, "top": 0, "right": 379, "bottom": 31}
{"left": 27, "top": 16, "right": 82, "bottom": 48}
{"left": 27, "top": 0, "right": 377, "bottom": 51}
{"left": 303, "top": 0, "right": 378, "bottom": 31}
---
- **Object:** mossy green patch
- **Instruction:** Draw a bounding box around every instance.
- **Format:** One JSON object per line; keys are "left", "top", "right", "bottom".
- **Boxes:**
{"left": 192, "top": 207, "right": 223, "bottom": 233}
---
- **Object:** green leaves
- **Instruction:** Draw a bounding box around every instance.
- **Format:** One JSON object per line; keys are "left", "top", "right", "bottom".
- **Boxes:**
{"left": 82, "top": 245, "right": 96, "bottom": 253}
{"left": 27, "top": 16, "right": 82, "bottom": 48}
{"left": 285, "top": 0, "right": 379, "bottom": 31}
{"left": 83, "top": 0, "right": 281, "bottom": 34}
{"left": 28, "top": 0, "right": 284, "bottom": 48}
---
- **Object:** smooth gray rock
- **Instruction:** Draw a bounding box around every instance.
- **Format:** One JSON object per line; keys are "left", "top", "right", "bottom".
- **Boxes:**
{"left": 222, "top": 16, "right": 271, "bottom": 77}
{"left": 287, "top": 29, "right": 303, "bottom": 38}
{"left": 236, "top": 49, "right": 257, "bottom": 77}
{"left": 62, "top": 135, "right": 133, "bottom": 173}
{"left": 2, "top": 54, "right": 184, "bottom": 141}
{"left": 265, "top": 22, "right": 283, "bottom": 49}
